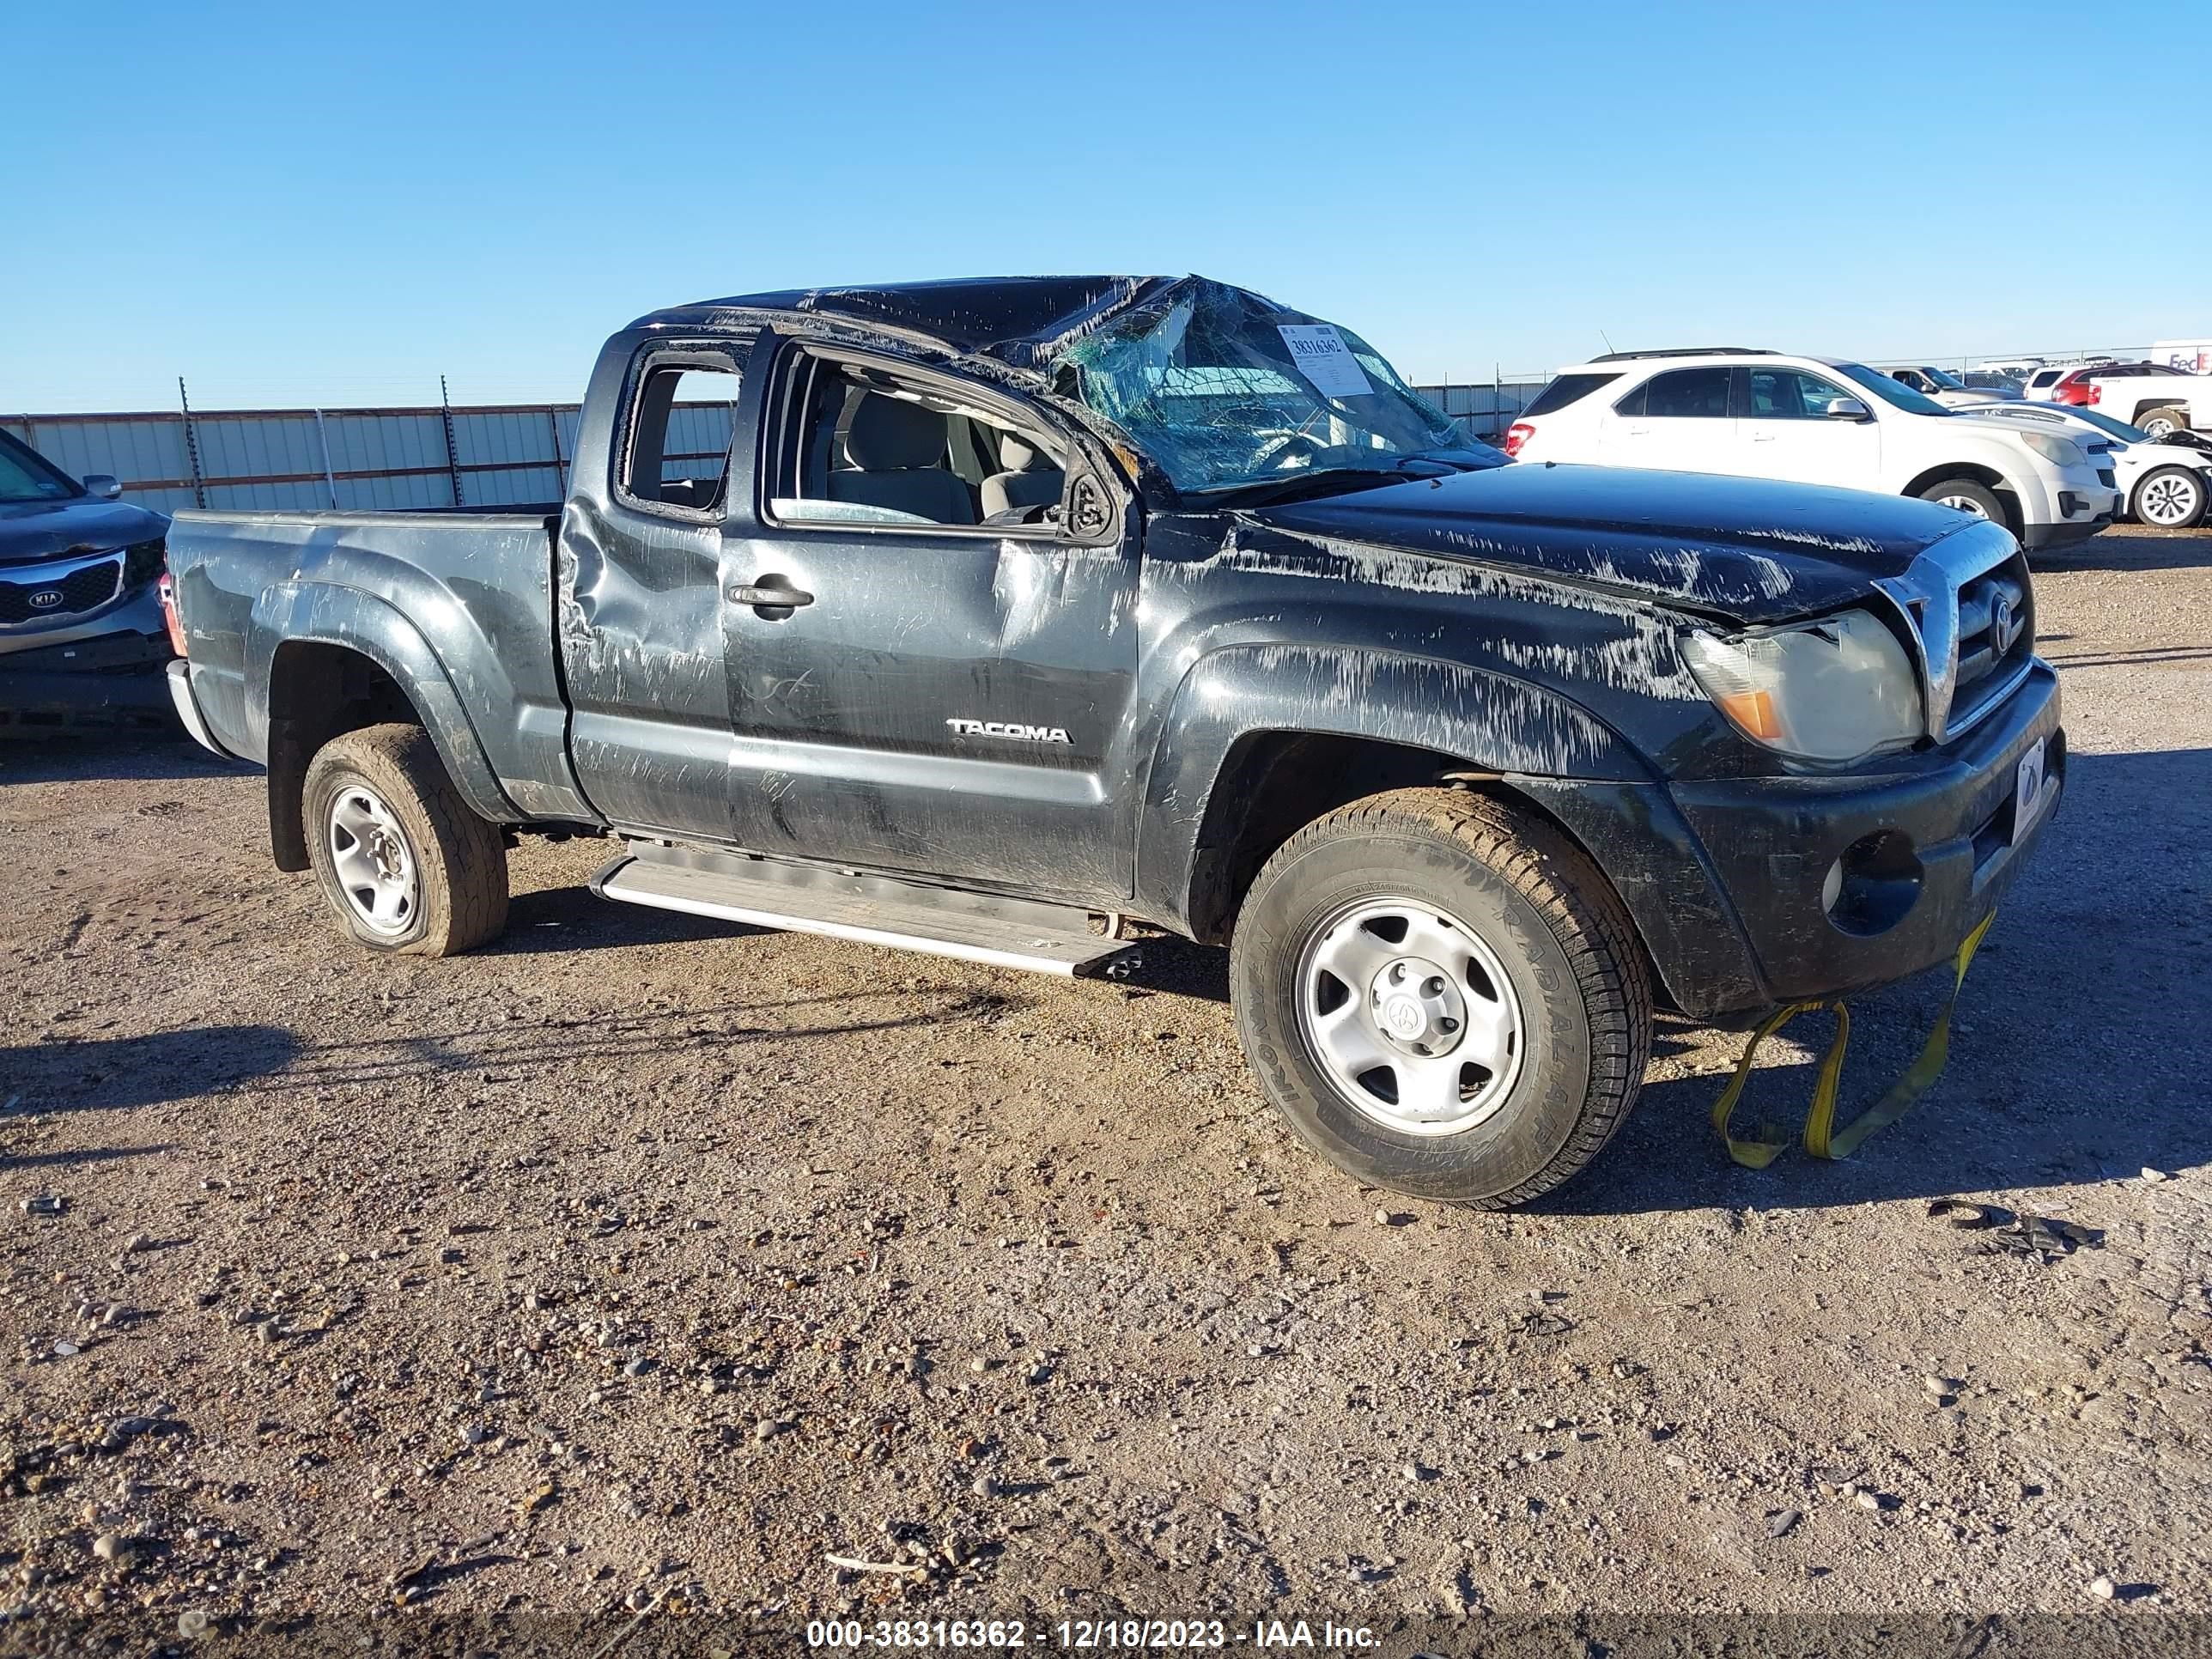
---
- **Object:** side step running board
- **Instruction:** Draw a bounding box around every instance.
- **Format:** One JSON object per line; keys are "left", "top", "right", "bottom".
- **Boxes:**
{"left": 590, "top": 844, "right": 1144, "bottom": 979}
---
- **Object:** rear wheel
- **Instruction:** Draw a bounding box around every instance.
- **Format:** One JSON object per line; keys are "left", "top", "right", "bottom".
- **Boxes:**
{"left": 2136, "top": 408, "right": 2189, "bottom": 442}
{"left": 2133, "top": 465, "right": 2208, "bottom": 529}
{"left": 302, "top": 723, "right": 509, "bottom": 956}
{"left": 1228, "top": 788, "right": 1651, "bottom": 1207}
{"left": 1917, "top": 477, "right": 2004, "bottom": 524}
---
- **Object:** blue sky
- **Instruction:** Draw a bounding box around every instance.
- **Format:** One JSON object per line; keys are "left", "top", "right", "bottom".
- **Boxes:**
{"left": 5, "top": 0, "right": 2201, "bottom": 412}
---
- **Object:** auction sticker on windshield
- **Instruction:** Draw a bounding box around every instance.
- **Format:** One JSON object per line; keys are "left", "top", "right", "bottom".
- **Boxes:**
{"left": 1277, "top": 325, "right": 1373, "bottom": 399}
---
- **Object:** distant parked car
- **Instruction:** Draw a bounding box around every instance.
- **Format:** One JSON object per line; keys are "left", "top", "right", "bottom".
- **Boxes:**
{"left": 0, "top": 430, "right": 174, "bottom": 734}
{"left": 2035, "top": 362, "right": 2184, "bottom": 411}
{"left": 1955, "top": 400, "right": 2212, "bottom": 528}
{"left": 1506, "top": 348, "right": 2120, "bottom": 551}
{"left": 1881, "top": 365, "right": 2021, "bottom": 405}
{"left": 2021, "top": 360, "right": 2126, "bottom": 402}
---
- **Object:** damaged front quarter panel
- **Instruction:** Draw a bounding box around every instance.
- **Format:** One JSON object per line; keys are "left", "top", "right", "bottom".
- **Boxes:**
{"left": 1138, "top": 514, "right": 1739, "bottom": 778}
{"left": 1121, "top": 502, "right": 1814, "bottom": 1013}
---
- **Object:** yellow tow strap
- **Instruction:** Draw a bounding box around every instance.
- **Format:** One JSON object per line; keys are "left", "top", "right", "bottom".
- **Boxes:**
{"left": 1710, "top": 909, "right": 1997, "bottom": 1168}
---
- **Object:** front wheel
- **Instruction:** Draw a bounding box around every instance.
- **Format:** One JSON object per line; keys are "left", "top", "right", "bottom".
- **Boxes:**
{"left": 1917, "top": 477, "right": 2005, "bottom": 525}
{"left": 1228, "top": 788, "right": 1652, "bottom": 1207}
{"left": 302, "top": 723, "right": 510, "bottom": 957}
{"left": 2133, "top": 465, "right": 2208, "bottom": 529}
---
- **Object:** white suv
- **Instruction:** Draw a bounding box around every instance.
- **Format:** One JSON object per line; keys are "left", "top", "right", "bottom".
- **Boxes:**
{"left": 1507, "top": 349, "right": 2120, "bottom": 553}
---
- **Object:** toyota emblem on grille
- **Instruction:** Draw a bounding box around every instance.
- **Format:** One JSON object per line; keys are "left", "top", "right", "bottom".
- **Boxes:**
{"left": 27, "top": 590, "right": 64, "bottom": 611}
{"left": 1991, "top": 592, "right": 2023, "bottom": 653}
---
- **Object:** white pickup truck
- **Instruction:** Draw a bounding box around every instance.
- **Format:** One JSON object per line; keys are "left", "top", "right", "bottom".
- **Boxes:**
{"left": 2073, "top": 372, "right": 2212, "bottom": 441}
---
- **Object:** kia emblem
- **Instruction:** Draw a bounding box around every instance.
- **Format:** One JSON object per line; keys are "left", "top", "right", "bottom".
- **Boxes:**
{"left": 27, "top": 590, "right": 64, "bottom": 610}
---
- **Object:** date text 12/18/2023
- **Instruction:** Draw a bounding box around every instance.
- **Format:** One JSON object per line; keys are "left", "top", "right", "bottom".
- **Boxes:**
{"left": 805, "top": 1617, "right": 1379, "bottom": 1650}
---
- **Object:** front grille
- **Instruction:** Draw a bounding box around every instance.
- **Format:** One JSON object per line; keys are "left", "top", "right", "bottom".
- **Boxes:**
{"left": 0, "top": 556, "right": 124, "bottom": 625}
{"left": 1949, "top": 550, "right": 2033, "bottom": 727}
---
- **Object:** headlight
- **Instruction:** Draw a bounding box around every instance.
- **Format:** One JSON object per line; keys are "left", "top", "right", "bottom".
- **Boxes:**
{"left": 2020, "top": 431, "right": 2087, "bottom": 468}
{"left": 122, "top": 537, "right": 167, "bottom": 592}
{"left": 1682, "top": 609, "right": 1924, "bottom": 763}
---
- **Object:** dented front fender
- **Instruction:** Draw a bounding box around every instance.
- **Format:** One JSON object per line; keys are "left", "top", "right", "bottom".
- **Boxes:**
{"left": 1134, "top": 641, "right": 1647, "bottom": 928}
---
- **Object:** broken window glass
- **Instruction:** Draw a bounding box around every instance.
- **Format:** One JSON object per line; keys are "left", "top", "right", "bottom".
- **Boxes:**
{"left": 1048, "top": 277, "right": 1492, "bottom": 496}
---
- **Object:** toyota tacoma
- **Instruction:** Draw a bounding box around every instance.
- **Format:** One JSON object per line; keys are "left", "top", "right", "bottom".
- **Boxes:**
{"left": 161, "top": 276, "right": 2063, "bottom": 1206}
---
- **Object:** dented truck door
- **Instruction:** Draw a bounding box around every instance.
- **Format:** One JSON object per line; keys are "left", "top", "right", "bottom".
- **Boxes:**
{"left": 556, "top": 331, "right": 761, "bottom": 839}
{"left": 714, "top": 341, "right": 1142, "bottom": 904}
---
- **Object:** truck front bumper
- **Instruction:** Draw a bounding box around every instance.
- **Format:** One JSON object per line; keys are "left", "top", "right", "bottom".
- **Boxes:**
{"left": 1526, "top": 662, "right": 2063, "bottom": 1019}
{"left": 1668, "top": 660, "right": 2062, "bottom": 1009}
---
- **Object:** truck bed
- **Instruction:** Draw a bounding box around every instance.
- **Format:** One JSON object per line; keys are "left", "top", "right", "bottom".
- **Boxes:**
{"left": 164, "top": 506, "right": 590, "bottom": 823}
{"left": 2086, "top": 374, "right": 2212, "bottom": 433}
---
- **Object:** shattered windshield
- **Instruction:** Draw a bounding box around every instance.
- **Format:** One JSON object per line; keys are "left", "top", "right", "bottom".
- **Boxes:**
{"left": 1052, "top": 278, "right": 1494, "bottom": 497}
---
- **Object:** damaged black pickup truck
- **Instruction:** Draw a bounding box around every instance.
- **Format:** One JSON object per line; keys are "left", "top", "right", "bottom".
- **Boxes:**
{"left": 163, "top": 276, "right": 2063, "bottom": 1206}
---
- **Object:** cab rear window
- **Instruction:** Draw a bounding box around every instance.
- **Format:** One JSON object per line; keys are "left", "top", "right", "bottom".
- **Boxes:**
{"left": 1521, "top": 373, "right": 1620, "bottom": 419}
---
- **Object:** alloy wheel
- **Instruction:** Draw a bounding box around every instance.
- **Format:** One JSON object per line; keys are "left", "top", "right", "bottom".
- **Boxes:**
{"left": 2138, "top": 473, "right": 2203, "bottom": 528}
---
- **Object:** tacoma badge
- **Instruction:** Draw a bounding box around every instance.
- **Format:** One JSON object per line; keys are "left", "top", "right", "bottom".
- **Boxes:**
{"left": 946, "top": 718, "right": 1073, "bottom": 744}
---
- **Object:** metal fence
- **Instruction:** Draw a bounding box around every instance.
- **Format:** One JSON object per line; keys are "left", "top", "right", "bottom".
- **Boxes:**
{"left": 1416, "top": 381, "right": 1550, "bottom": 440}
{"left": 2, "top": 400, "right": 586, "bottom": 515}
{"left": 11, "top": 389, "right": 1547, "bottom": 512}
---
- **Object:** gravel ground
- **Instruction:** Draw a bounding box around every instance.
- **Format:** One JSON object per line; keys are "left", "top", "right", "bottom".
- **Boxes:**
{"left": 3, "top": 528, "right": 2208, "bottom": 1654}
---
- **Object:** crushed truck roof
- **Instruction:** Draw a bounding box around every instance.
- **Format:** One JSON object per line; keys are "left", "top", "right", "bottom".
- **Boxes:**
{"left": 641, "top": 276, "right": 1175, "bottom": 374}
{"left": 635, "top": 276, "right": 1373, "bottom": 392}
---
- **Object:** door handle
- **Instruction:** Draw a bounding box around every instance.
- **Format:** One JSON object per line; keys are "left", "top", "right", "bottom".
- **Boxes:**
{"left": 1750, "top": 433, "right": 1777, "bottom": 442}
{"left": 728, "top": 579, "right": 814, "bottom": 611}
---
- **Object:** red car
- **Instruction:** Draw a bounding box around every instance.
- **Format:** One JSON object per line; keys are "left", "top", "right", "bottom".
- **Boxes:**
{"left": 2049, "top": 362, "right": 2182, "bottom": 408}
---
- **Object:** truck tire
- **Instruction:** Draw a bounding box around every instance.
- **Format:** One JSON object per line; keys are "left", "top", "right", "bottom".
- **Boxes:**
{"left": 1228, "top": 787, "right": 1652, "bottom": 1208}
{"left": 302, "top": 723, "right": 509, "bottom": 957}
{"left": 1917, "top": 477, "right": 2005, "bottom": 524}
{"left": 2136, "top": 407, "right": 2189, "bottom": 442}
{"left": 2133, "top": 465, "right": 2208, "bottom": 529}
